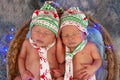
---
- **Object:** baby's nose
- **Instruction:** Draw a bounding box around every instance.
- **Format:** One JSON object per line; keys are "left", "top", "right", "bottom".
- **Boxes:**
{"left": 68, "top": 35, "right": 74, "bottom": 39}
{"left": 38, "top": 32, "right": 45, "bottom": 37}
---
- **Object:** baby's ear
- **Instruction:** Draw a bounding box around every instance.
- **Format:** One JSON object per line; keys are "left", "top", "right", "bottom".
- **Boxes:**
{"left": 83, "top": 32, "right": 87, "bottom": 39}
{"left": 84, "top": 32, "right": 87, "bottom": 35}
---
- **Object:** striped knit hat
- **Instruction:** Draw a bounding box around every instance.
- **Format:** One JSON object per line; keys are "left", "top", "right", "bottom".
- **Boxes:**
{"left": 30, "top": 1, "right": 59, "bottom": 36}
{"left": 61, "top": 7, "right": 88, "bottom": 35}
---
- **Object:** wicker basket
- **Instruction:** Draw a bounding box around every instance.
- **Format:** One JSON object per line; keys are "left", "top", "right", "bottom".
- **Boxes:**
{"left": 6, "top": 20, "right": 30, "bottom": 80}
{"left": 6, "top": 17, "right": 119, "bottom": 80}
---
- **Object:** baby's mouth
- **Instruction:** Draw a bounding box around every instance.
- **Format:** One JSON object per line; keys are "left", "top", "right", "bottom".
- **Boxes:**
{"left": 36, "top": 39, "right": 44, "bottom": 43}
{"left": 68, "top": 42, "right": 76, "bottom": 45}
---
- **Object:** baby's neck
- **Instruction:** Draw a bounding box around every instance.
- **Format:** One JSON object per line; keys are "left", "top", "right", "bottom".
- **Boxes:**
{"left": 69, "top": 47, "right": 75, "bottom": 52}
{"left": 40, "top": 45, "right": 47, "bottom": 48}
{"left": 69, "top": 39, "right": 86, "bottom": 52}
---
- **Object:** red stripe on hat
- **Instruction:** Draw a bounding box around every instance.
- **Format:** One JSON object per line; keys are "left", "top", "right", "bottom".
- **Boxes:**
{"left": 34, "top": 10, "right": 40, "bottom": 16}
{"left": 44, "top": 11, "right": 49, "bottom": 14}
{"left": 53, "top": 13, "right": 58, "bottom": 18}
{"left": 83, "top": 17, "right": 87, "bottom": 20}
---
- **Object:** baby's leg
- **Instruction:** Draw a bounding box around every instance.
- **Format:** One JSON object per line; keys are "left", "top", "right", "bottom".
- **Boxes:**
{"left": 14, "top": 76, "right": 21, "bottom": 80}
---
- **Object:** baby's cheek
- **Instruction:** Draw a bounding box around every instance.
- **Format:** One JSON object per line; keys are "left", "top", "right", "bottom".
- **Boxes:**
{"left": 63, "top": 40, "right": 68, "bottom": 45}
{"left": 45, "top": 38, "right": 54, "bottom": 45}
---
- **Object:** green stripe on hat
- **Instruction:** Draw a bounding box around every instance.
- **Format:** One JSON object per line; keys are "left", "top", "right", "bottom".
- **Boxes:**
{"left": 37, "top": 17, "right": 58, "bottom": 28}
{"left": 41, "top": 3, "right": 55, "bottom": 10}
{"left": 32, "top": 14, "right": 59, "bottom": 23}
{"left": 61, "top": 15, "right": 88, "bottom": 28}
{"left": 30, "top": 21, "right": 58, "bottom": 36}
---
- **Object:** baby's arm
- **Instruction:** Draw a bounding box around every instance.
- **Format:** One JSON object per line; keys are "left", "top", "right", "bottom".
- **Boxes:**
{"left": 56, "top": 31, "right": 65, "bottom": 64}
{"left": 18, "top": 39, "right": 34, "bottom": 80}
{"left": 88, "top": 42, "right": 102, "bottom": 74}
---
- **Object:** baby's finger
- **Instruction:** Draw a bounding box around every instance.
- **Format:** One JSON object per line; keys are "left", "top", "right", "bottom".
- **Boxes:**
{"left": 83, "top": 74, "right": 90, "bottom": 80}
{"left": 52, "top": 69, "right": 59, "bottom": 72}
{"left": 77, "top": 71, "right": 87, "bottom": 79}
{"left": 28, "top": 72, "right": 34, "bottom": 78}
{"left": 78, "top": 68, "right": 86, "bottom": 74}
{"left": 54, "top": 70, "right": 61, "bottom": 76}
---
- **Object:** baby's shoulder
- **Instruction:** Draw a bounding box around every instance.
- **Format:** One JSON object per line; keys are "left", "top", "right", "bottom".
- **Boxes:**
{"left": 86, "top": 41, "right": 97, "bottom": 47}
{"left": 22, "top": 38, "right": 30, "bottom": 47}
{"left": 49, "top": 44, "right": 56, "bottom": 52}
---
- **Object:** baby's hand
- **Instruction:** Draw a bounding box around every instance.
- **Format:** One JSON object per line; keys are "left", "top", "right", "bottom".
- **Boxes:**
{"left": 52, "top": 68, "right": 63, "bottom": 78}
{"left": 21, "top": 70, "right": 34, "bottom": 80}
{"left": 76, "top": 65, "right": 96, "bottom": 80}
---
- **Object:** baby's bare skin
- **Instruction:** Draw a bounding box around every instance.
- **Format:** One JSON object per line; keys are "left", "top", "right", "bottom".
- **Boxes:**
{"left": 15, "top": 26, "right": 64, "bottom": 80}
{"left": 61, "top": 25, "right": 102, "bottom": 80}
{"left": 73, "top": 42, "right": 101, "bottom": 80}
{"left": 18, "top": 39, "right": 59, "bottom": 80}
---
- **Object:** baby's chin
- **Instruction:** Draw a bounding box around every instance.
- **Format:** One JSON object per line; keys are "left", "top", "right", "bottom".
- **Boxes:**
{"left": 67, "top": 43, "right": 78, "bottom": 49}
{"left": 37, "top": 45, "right": 47, "bottom": 48}
{"left": 35, "top": 42, "right": 47, "bottom": 48}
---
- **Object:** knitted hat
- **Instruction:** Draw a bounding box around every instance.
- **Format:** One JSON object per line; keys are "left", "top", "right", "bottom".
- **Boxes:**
{"left": 30, "top": 1, "right": 59, "bottom": 36}
{"left": 61, "top": 7, "right": 88, "bottom": 35}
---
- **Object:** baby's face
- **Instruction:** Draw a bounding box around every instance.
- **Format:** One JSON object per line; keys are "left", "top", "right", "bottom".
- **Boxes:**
{"left": 61, "top": 25, "right": 86, "bottom": 48}
{"left": 31, "top": 25, "right": 56, "bottom": 47}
